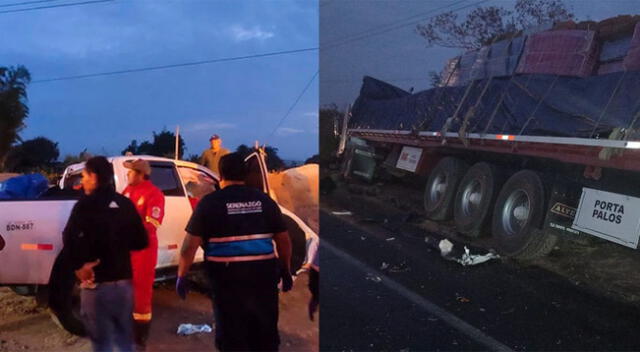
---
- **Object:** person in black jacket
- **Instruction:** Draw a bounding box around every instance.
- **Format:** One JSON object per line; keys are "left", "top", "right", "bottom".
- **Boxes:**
{"left": 63, "top": 156, "right": 148, "bottom": 352}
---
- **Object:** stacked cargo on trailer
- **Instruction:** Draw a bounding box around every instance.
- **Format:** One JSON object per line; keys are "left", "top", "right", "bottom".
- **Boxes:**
{"left": 340, "top": 17, "right": 640, "bottom": 259}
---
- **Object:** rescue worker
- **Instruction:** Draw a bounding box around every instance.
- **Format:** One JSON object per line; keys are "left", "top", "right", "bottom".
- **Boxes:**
{"left": 64, "top": 156, "right": 148, "bottom": 352}
{"left": 177, "top": 152, "right": 293, "bottom": 351}
{"left": 122, "top": 159, "right": 165, "bottom": 351}
{"left": 199, "top": 134, "right": 230, "bottom": 175}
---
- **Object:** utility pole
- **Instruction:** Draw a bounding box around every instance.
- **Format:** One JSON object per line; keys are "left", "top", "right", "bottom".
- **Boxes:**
{"left": 175, "top": 125, "right": 180, "bottom": 160}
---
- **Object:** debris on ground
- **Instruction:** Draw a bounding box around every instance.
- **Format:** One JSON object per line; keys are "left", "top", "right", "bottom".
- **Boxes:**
{"left": 365, "top": 273, "right": 383, "bottom": 283}
{"left": 425, "top": 237, "right": 500, "bottom": 266}
{"left": 456, "top": 295, "right": 471, "bottom": 303}
{"left": 456, "top": 246, "right": 500, "bottom": 266}
{"left": 360, "top": 236, "right": 367, "bottom": 241}
{"left": 386, "top": 237, "right": 396, "bottom": 241}
{"left": 331, "top": 211, "right": 353, "bottom": 216}
{"left": 176, "top": 323, "right": 213, "bottom": 336}
{"left": 389, "top": 261, "right": 410, "bottom": 273}
{"left": 379, "top": 261, "right": 410, "bottom": 273}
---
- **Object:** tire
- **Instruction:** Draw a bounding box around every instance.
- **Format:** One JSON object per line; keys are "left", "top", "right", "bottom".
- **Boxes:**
{"left": 454, "top": 163, "right": 503, "bottom": 238}
{"left": 491, "top": 170, "right": 556, "bottom": 259}
{"left": 48, "top": 249, "right": 86, "bottom": 336}
{"left": 423, "top": 157, "right": 469, "bottom": 221}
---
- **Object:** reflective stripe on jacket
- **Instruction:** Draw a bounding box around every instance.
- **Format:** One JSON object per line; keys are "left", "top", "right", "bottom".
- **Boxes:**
{"left": 205, "top": 233, "right": 275, "bottom": 262}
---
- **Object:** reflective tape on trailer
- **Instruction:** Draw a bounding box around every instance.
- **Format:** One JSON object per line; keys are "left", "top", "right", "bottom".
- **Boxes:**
{"left": 349, "top": 128, "right": 640, "bottom": 150}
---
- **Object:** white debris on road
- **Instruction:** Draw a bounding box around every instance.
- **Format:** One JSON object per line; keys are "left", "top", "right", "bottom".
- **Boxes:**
{"left": 365, "top": 273, "right": 383, "bottom": 283}
{"left": 432, "top": 238, "right": 500, "bottom": 266}
{"left": 332, "top": 211, "right": 353, "bottom": 216}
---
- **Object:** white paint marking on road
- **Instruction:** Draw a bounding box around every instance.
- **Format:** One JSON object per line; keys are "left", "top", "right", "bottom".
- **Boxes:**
{"left": 322, "top": 239, "right": 514, "bottom": 352}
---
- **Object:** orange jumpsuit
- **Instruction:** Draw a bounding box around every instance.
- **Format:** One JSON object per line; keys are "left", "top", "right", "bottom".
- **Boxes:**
{"left": 123, "top": 180, "right": 165, "bottom": 323}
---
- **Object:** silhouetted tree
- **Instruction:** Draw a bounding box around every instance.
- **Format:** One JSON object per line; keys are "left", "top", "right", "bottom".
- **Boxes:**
{"left": 235, "top": 144, "right": 285, "bottom": 171}
{"left": 416, "top": 0, "right": 574, "bottom": 49}
{"left": 121, "top": 129, "right": 186, "bottom": 159}
{"left": 305, "top": 154, "right": 319, "bottom": 164}
{"left": 0, "top": 66, "right": 31, "bottom": 171}
{"left": 320, "top": 105, "right": 341, "bottom": 164}
{"left": 6, "top": 136, "right": 59, "bottom": 173}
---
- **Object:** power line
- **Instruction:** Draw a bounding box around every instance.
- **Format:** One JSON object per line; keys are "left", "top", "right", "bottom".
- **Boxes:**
{"left": 32, "top": 47, "right": 318, "bottom": 83}
{"left": 266, "top": 70, "right": 319, "bottom": 141}
{"left": 0, "top": 0, "right": 112, "bottom": 14}
{"left": 0, "top": 0, "right": 58, "bottom": 8}
{"left": 320, "top": 77, "right": 427, "bottom": 84}
{"left": 321, "top": 0, "right": 489, "bottom": 50}
{"left": 321, "top": 0, "right": 468, "bottom": 48}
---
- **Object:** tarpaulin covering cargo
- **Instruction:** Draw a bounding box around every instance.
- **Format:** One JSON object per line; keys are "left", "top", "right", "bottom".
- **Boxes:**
{"left": 441, "top": 37, "right": 526, "bottom": 86}
{"left": 516, "top": 30, "right": 598, "bottom": 77}
{"left": 350, "top": 73, "right": 640, "bottom": 139}
{"left": 623, "top": 22, "right": 640, "bottom": 70}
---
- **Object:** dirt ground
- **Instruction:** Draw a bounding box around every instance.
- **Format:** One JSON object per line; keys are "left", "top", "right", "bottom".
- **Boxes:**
{"left": 329, "top": 173, "right": 640, "bottom": 307}
{"left": 0, "top": 272, "right": 318, "bottom": 351}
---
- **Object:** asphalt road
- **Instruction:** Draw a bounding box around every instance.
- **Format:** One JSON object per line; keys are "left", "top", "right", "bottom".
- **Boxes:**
{"left": 319, "top": 207, "right": 640, "bottom": 351}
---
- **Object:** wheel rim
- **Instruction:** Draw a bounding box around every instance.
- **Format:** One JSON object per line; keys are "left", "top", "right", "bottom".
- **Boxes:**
{"left": 428, "top": 172, "right": 447, "bottom": 205}
{"left": 501, "top": 189, "right": 530, "bottom": 236}
{"left": 461, "top": 179, "right": 483, "bottom": 217}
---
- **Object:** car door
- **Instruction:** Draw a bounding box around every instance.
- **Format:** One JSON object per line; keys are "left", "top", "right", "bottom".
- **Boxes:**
{"left": 146, "top": 161, "right": 192, "bottom": 269}
{"left": 176, "top": 165, "right": 220, "bottom": 264}
{"left": 244, "top": 149, "right": 278, "bottom": 202}
{"left": 244, "top": 149, "right": 310, "bottom": 272}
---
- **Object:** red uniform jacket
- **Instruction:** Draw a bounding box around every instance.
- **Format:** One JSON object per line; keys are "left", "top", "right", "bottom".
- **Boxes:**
{"left": 123, "top": 180, "right": 165, "bottom": 321}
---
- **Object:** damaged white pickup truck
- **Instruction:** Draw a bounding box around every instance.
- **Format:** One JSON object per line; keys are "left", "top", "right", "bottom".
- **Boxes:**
{"left": 0, "top": 150, "right": 315, "bottom": 335}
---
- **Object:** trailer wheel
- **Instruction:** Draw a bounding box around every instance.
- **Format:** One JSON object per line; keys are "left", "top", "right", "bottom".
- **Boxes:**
{"left": 48, "top": 249, "right": 86, "bottom": 336}
{"left": 424, "top": 157, "right": 468, "bottom": 220}
{"left": 453, "top": 163, "right": 503, "bottom": 238}
{"left": 491, "top": 170, "right": 556, "bottom": 258}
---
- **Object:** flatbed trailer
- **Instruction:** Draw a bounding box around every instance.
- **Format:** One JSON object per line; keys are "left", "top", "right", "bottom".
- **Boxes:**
{"left": 341, "top": 80, "right": 640, "bottom": 259}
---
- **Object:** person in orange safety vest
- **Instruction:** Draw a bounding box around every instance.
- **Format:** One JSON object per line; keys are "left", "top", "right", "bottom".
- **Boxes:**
{"left": 122, "top": 159, "right": 165, "bottom": 351}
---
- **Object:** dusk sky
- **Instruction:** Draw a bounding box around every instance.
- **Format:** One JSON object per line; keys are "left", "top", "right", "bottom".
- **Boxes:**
{"left": 2, "top": 0, "right": 318, "bottom": 161}
{"left": 320, "top": 0, "right": 639, "bottom": 108}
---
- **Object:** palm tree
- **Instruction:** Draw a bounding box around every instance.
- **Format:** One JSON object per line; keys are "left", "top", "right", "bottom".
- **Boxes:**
{"left": 0, "top": 65, "right": 31, "bottom": 171}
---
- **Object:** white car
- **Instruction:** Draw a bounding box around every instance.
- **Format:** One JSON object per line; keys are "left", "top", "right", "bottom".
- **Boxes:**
{"left": 0, "top": 150, "right": 316, "bottom": 335}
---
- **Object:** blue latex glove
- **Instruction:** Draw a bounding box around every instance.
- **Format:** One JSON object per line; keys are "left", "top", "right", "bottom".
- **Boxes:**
{"left": 176, "top": 276, "right": 189, "bottom": 300}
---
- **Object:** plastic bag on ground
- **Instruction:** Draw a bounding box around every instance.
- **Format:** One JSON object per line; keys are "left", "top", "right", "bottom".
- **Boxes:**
{"left": 177, "top": 323, "right": 213, "bottom": 336}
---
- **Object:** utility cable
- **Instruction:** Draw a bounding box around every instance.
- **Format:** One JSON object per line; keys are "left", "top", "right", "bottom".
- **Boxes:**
{"left": 0, "top": 0, "right": 112, "bottom": 14}
{"left": 321, "top": 0, "right": 489, "bottom": 50}
{"left": 32, "top": 47, "right": 318, "bottom": 83}
{"left": 266, "top": 70, "right": 319, "bottom": 141}
{"left": 0, "top": 0, "right": 58, "bottom": 8}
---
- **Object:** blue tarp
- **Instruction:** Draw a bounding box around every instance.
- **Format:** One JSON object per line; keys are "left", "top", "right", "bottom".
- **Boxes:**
{"left": 350, "top": 72, "right": 640, "bottom": 139}
{"left": 0, "top": 174, "right": 49, "bottom": 200}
